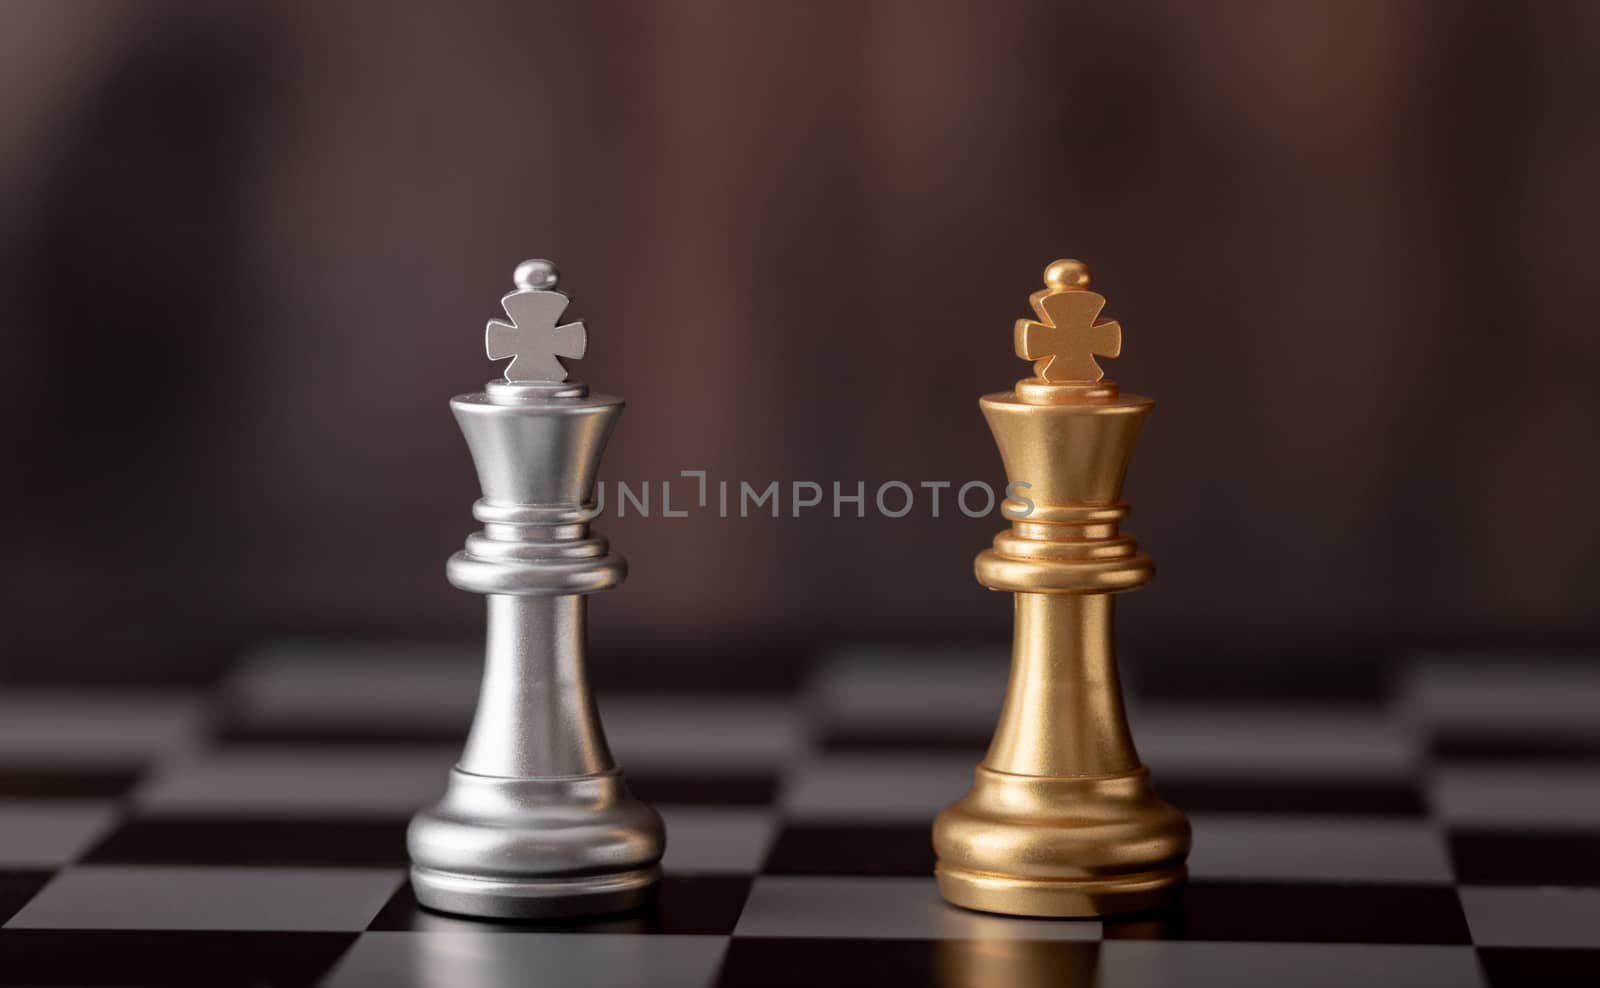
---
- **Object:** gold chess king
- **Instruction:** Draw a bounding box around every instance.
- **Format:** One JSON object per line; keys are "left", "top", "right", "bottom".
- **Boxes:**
{"left": 932, "top": 259, "right": 1191, "bottom": 917}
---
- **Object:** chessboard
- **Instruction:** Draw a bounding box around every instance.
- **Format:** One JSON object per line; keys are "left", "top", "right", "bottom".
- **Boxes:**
{"left": 1, "top": 642, "right": 1596, "bottom": 987}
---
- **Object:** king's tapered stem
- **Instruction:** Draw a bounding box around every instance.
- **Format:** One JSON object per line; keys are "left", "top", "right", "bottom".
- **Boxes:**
{"left": 985, "top": 593, "right": 1140, "bottom": 779}
{"left": 459, "top": 594, "right": 614, "bottom": 779}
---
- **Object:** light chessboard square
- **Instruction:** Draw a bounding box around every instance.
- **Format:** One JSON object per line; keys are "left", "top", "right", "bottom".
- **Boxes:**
{"left": 1133, "top": 704, "right": 1421, "bottom": 779}
{"left": 1460, "top": 886, "right": 1600, "bottom": 948}
{"left": 5, "top": 865, "right": 403, "bottom": 931}
{"left": 809, "top": 646, "right": 1008, "bottom": 733}
{"left": 0, "top": 801, "right": 120, "bottom": 868}
{"left": 0, "top": 690, "right": 204, "bottom": 764}
{"left": 226, "top": 641, "right": 481, "bottom": 732}
{"left": 603, "top": 696, "right": 806, "bottom": 771}
{"left": 1187, "top": 814, "right": 1454, "bottom": 884}
{"left": 779, "top": 753, "right": 976, "bottom": 822}
{"left": 1431, "top": 765, "right": 1600, "bottom": 827}
{"left": 1402, "top": 652, "right": 1600, "bottom": 731}
{"left": 324, "top": 932, "right": 729, "bottom": 988}
{"left": 134, "top": 747, "right": 454, "bottom": 817}
{"left": 657, "top": 808, "right": 779, "bottom": 874}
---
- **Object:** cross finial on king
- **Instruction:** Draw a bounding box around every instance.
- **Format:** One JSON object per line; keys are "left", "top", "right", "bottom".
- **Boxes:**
{"left": 485, "top": 258, "right": 587, "bottom": 382}
{"left": 1014, "top": 259, "right": 1122, "bottom": 382}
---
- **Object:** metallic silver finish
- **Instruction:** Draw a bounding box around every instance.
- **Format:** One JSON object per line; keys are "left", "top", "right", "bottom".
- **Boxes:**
{"left": 512, "top": 257, "right": 561, "bottom": 292}
{"left": 408, "top": 266, "right": 662, "bottom": 920}
{"left": 486, "top": 259, "right": 586, "bottom": 383}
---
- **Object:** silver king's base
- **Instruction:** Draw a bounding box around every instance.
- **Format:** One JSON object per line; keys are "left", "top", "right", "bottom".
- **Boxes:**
{"left": 408, "top": 767, "right": 664, "bottom": 920}
{"left": 409, "top": 866, "right": 661, "bottom": 920}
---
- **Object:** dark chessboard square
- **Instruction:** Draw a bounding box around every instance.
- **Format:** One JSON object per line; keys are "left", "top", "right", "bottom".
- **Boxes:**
{"left": 1103, "top": 881, "right": 1472, "bottom": 945}
{"left": 1127, "top": 649, "right": 1394, "bottom": 705}
{"left": 717, "top": 937, "right": 1099, "bottom": 988}
{"left": 1157, "top": 778, "right": 1427, "bottom": 817}
{"left": 1432, "top": 730, "right": 1600, "bottom": 762}
{"left": 817, "top": 727, "right": 988, "bottom": 755}
{"left": 0, "top": 765, "right": 140, "bottom": 798}
{"left": 85, "top": 817, "right": 408, "bottom": 867}
{"left": 627, "top": 772, "right": 778, "bottom": 806}
{"left": 370, "top": 873, "right": 752, "bottom": 936}
{"left": 1451, "top": 830, "right": 1600, "bottom": 886}
{"left": 764, "top": 824, "right": 935, "bottom": 877}
{"left": 0, "top": 871, "right": 50, "bottom": 925}
{"left": 0, "top": 929, "right": 356, "bottom": 986}
{"left": 1478, "top": 947, "right": 1600, "bottom": 987}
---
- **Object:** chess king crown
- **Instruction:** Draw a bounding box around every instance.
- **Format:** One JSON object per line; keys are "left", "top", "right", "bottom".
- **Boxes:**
{"left": 978, "top": 258, "right": 1154, "bottom": 593}
{"left": 446, "top": 260, "right": 626, "bottom": 596}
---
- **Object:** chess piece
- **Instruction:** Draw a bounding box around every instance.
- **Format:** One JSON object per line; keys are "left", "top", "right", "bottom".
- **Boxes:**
{"left": 408, "top": 259, "right": 663, "bottom": 919}
{"left": 932, "top": 259, "right": 1190, "bottom": 917}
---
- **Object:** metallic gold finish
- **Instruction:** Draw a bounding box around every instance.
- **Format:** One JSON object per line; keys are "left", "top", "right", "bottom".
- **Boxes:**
{"left": 934, "top": 260, "right": 1190, "bottom": 918}
{"left": 1014, "top": 258, "right": 1121, "bottom": 382}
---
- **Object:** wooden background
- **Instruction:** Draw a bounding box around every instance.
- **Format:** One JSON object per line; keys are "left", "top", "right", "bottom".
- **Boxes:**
{"left": 1, "top": 1, "right": 1596, "bottom": 675}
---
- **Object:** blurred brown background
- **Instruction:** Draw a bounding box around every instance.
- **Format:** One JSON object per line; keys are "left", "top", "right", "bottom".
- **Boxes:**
{"left": 1, "top": 0, "right": 1596, "bottom": 678}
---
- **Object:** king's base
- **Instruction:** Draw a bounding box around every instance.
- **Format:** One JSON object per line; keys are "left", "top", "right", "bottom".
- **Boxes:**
{"left": 406, "top": 768, "right": 664, "bottom": 921}
{"left": 411, "top": 864, "right": 661, "bottom": 920}
{"left": 935, "top": 864, "right": 1185, "bottom": 918}
{"left": 932, "top": 764, "right": 1190, "bottom": 918}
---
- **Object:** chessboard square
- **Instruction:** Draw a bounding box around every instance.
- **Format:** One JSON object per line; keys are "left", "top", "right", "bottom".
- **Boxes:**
{"left": 763, "top": 823, "right": 934, "bottom": 877}
{"left": 659, "top": 808, "right": 778, "bottom": 874}
{"left": 0, "top": 690, "right": 203, "bottom": 763}
{"left": 369, "top": 875, "right": 752, "bottom": 937}
{"left": 807, "top": 646, "right": 1008, "bottom": 734}
{"left": 780, "top": 754, "right": 972, "bottom": 822}
{"left": 226, "top": 640, "right": 480, "bottom": 735}
{"left": 1461, "top": 886, "right": 1600, "bottom": 948}
{"left": 1125, "top": 652, "right": 1394, "bottom": 706}
{"left": 1432, "top": 731, "right": 1600, "bottom": 762}
{"left": 734, "top": 876, "right": 1099, "bottom": 941}
{"left": 1098, "top": 941, "right": 1485, "bottom": 988}
{"left": 817, "top": 730, "right": 987, "bottom": 756}
{"left": 1138, "top": 777, "right": 1428, "bottom": 817}
{"left": 5, "top": 865, "right": 403, "bottom": 931}
{"left": 602, "top": 696, "right": 805, "bottom": 771}
{"left": 718, "top": 937, "right": 1098, "bottom": 988}
{"left": 1450, "top": 831, "right": 1600, "bottom": 886}
{"left": 134, "top": 747, "right": 454, "bottom": 818}
{"left": 1432, "top": 766, "right": 1600, "bottom": 828}
{"left": 0, "top": 764, "right": 140, "bottom": 798}
{"left": 627, "top": 771, "right": 778, "bottom": 807}
{"left": 0, "top": 929, "right": 356, "bottom": 986}
{"left": 325, "top": 931, "right": 729, "bottom": 988}
{"left": 1402, "top": 653, "right": 1600, "bottom": 731}
{"left": 1102, "top": 881, "right": 1472, "bottom": 945}
{"left": 0, "top": 872, "right": 51, "bottom": 926}
{"left": 1187, "top": 814, "right": 1453, "bottom": 884}
{"left": 0, "top": 801, "right": 120, "bottom": 867}
{"left": 1477, "top": 947, "right": 1600, "bottom": 988}
{"left": 1133, "top": 704, "right": 1420, "bottom": 779}
{"left": 84, "top": 817, "right": 408, "bottom": 867}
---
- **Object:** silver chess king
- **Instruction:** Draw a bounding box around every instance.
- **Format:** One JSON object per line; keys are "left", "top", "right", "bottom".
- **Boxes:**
{"left": 407, "top": 259, "right": 664, "bottom": 919}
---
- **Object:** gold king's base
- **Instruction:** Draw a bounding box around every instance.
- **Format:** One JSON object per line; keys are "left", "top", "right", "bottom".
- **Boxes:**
{"left": 936, "top": 868, "right": 1184, "bottom": 919}
{"left": 934, "top": 766, "right": 1189, "bottom": 918}
{"left": 932, "top": 259, "right": 1190, "bottom": 918}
